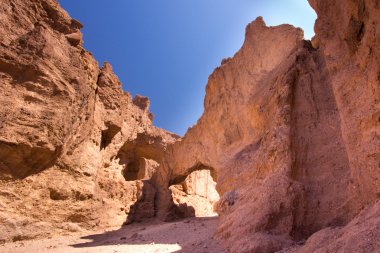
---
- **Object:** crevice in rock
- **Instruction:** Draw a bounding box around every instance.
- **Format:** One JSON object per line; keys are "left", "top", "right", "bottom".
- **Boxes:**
{"left": 125, "top": 180, "right": 157, "bottom": 224}
{"left": 345, "top": 18, "right": 365, "bottom": 54}
{"left": 100, "top": 123, "right": 121, "bottom": 150}
{"left": 289, "top": 46, "right": 351, "bottom": 241}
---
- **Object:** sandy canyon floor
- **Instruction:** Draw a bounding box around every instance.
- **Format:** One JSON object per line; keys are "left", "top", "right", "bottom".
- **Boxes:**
{"left": 0, "top": 216, "right": 227, "bottom": 253}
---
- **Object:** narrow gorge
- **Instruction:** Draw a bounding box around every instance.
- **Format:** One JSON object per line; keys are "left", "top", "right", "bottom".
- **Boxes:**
{"left": 0, "top": 0, "right": 379, "bottom": 252}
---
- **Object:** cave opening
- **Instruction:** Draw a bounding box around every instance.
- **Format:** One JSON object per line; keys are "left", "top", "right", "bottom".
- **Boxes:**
{"left": 116, "top": 136, "right": 162, "bottom": 182}
{"left": 121, "top": 156, "right": 159, "bottom": 182}
{"left": 118, "top": 147, "right": 143, "bottom": 182}
{"left": 100, "top": 123, "right": 121, "bottom": 150}
{"left": 169, "top": 164, "right": 220, "bottom": 218}
{"left": 122, "top": 161, "right": 140, "bottom": 181}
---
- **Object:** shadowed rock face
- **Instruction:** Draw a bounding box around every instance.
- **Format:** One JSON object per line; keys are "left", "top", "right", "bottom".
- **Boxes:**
{"left": 0, "top": 0, "right": 379, "bottom": 252}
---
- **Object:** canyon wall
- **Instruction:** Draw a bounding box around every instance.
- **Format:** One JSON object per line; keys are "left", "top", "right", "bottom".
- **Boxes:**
{"left": 0, "top": 0, "right": 379, "bottom": 252}
{"left": 0, "top": 0, "right": 181, "bottom": 242}
{"left": 164, "top": 0, "right": 380, "bottom": 252}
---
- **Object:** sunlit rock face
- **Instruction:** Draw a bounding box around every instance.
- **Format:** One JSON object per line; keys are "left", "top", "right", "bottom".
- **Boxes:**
{"left": 164, "top": 0, "right": 380, "bottom": 252}
{"left": 170, "top": 169, "right": 220, "bottom": 217}
{"left": 0, "top": 0, "right": 379, "bottom": 252}
{"left": 0, "top": 0, "right": 178, "bottom": 242}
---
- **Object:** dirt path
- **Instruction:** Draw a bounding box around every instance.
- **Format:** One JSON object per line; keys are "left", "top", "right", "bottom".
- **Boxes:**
{"left": 0, "top": 216, "right": 227, "bottom": 253}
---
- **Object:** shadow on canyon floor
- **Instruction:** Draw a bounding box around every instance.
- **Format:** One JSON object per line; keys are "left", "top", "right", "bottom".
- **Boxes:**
{"left": 70, "top": 216, "right": 226, "bottom": 253}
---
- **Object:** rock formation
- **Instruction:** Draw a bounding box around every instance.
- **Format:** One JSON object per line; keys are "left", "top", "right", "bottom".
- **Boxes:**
{"left": 0, "top": 0, "right": 179, "bottom": 242}
{"left": 170, "top": 170, "right": 219, "bottom": 217}
{"left": 0, "top": 0, "right": 379, "bottom": 252}
{"left": 163, "top": 0, "right": 380, "bottom": 252}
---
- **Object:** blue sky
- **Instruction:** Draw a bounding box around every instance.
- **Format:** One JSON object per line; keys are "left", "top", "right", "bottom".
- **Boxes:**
{"left": 58, "top": 0, "right": 316, "bottom": 136}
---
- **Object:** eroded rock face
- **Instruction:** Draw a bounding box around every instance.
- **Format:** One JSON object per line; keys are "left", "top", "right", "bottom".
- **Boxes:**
{"left": 309, "top": 0, "right": 380, "bottom": 211}
{"left": 0, "top": 0, "right": 97, "bottom": 179}
{"left": 0, "top": 0, "right": 379, "bottom": 252}
{"left": 0, "top": 0, "right": 178, "bottom": 243}
{"left": 163, "top": 1, "right": 380, "bottom": 252}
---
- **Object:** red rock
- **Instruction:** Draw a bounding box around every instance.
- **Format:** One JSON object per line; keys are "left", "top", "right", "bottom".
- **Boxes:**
{"left": 0, "top": 0, "right": 177, "bottom": 242}
{"left": 0, "top": 1, "right": 378, "bottom": 252}
{"left": 161, "top": 1, "right": 380, "bottom": 252}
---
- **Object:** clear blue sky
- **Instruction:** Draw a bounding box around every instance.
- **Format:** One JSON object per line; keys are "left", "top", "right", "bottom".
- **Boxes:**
{"left": 58, "top": 0, "right": 316, "bottom": 136}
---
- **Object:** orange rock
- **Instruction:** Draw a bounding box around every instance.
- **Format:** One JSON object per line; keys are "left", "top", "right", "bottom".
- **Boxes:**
{"left": 0, "top": 0, "right": 177, "bottom": 243}
{"left": 0, "top": 1, "right": 378, "bottom": 252}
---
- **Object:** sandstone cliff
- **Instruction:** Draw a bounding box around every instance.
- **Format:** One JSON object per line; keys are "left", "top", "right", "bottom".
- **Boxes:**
{"left": 0, "top": 0, "right": 379, "bottom": 252}
{"left": 163, "top": 0, "right": 379, "bottom": 252}
{"left": 0, "top": 0, "right": 179, "bottom": 242}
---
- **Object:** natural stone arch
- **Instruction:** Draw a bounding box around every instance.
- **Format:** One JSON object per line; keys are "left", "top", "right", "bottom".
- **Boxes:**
{"left": 166, "top": 162, "right": 220, "bottom": 219}
{"left": 169, "top": 162, "right": 218, "bottom": 186}
{"left": 116, "top": 133, "right": 166, "bottom": 182}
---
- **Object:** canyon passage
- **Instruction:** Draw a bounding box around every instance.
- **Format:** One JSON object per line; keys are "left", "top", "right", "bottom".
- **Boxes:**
{"left": 0, "top": 0, "right": 379, "bottom": 253}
